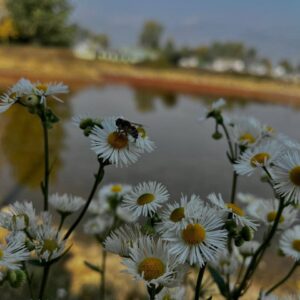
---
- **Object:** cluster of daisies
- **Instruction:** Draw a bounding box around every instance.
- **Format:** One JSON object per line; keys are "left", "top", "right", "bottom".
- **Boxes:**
{"left": 99, "top": 179, "right": 260, "bottom": 298}
{"left": 200, "top": 99, "right": 300, "bottom": 298}
{"left": 0, "top": 194, "right": 85, "bottom": 286}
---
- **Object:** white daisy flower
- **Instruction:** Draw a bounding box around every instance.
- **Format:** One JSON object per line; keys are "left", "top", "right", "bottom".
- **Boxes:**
{"left": 231, "top": 116, "right": 262, "bottom": 147}
{"left": 99, "top": 183, "right": 132, "bottom": 201}
{"left": 156, "top": 194, "right": 203, "bottom": 234}
{"left": 104, "top": 224, "right": 144, "bottom": 257}
{"left": 156, "top": 287, "right": 186, "bottom": 300}
{"left": 89, "top": 116, "right": 143, "bottom": 167}
{"left": 198, "top": 98, "right": 226, "bottom": 122}
{"left": 49, "top": 193, "right": 85, "bottom": 215}
{"left": 276, "top": 134, "right": 300, "bottom": 151}
{"left": 83, "top": 215, "right": 114, "bottom": 236}
{"left": 234, "top": 141, "right": 283, "bottom": 176}
{"left": 239, "top": 240, "right": 260, "bottom": 257}
{"left": 247, "top": 198, "right": 297, "bottom": 230}
{"left": 123, "top": 236, "right": 186, "bottom": 287}
{"left": 273, "top": 150, "right": 300, "bottom": 203}
{"left": 0, "top": 239, "right": 30, "bottom": 270}
{"left": 34, "top": 213, "right": 66, "bottom": 262}
{"left": 0, "top": 201, "right": 37, "bottom": 232}
{"left": 208, "top": 193, "right": 258, "bottom": 230}
{"left": 280, "top": 225, "right": 300, "bottom": 261}
{"left": 162, "top": 204, "right": 227, "bottom": 266}
{"left": 121, "top": 181, "right": 169, "bottom": 218}
{"left": 11, "top": 78, "right": 68, "bottom": 104}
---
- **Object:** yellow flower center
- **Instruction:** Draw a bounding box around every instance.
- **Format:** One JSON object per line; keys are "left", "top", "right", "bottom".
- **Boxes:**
{"left": 12, "top": 214, "right": 30, "bottom": 227}
{"left": 0, "top": 249, "right": 3, "bottom": 260}
{"left": 107, "top": 132, "right": 128, "bottom": 149}
{"left": 137, "top": 127, "right": 147, "bottom": 138}
{"left": 266, "top": 126, "right": 274, "bottom": 133}
{"left": 36, "top": 83, "right": 48, "bottom": 92}
{"left": 267, "top": 211, "right": 285, "bottom": 223}
{"left": 292, "top": 240, "right": 300, "bottom": 252}
{"left": 137, "top": 193, "right": 155, "bottom": 205}
{"left": 250, "top": 152, "right": 270, "bottom": 167}
{"left": 42, "top": 239, "right": 59, "bottom": 254}
{"left": 226, "top": 203, "right": 245, "bottom": 216}
{"left": 170, "top": 207, "right": 185, "bottom": 222}
{"left": 138, "top": 257, "right": 165, "bottom": 281}
{"left": 289, "top": 166, "right": 300, "bottom": 186}
{"left": 182, "top": 223, "right": 206, "bottom": 245}
{"left": 10, "top": 92, "right": 17, "bottom": 100}
{"left": 111, "top": 185, "right": 122, "bottom": 193}
{"left": 239, "top": 133, "right": 256, "bottom": 144}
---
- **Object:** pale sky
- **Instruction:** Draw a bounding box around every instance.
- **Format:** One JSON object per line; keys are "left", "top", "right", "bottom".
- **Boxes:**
{"left": 71, "top": 0, "right": 300, "bottom": 63}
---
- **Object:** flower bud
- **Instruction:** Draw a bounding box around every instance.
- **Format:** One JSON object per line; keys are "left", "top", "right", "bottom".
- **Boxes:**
{"left": 19, "top": 94, "right": 39, "bottom": 107}
{"left": 212, "top": 131, "right": 223, "bottom": 140}
{"left": 234, "top": 236, "right": 244, "bottom": 247}
{"left": 240, "top": 226, "right": 253, "bottom": 241}
{"left": 8, "top": 270, "right": 26, "bottom": 288}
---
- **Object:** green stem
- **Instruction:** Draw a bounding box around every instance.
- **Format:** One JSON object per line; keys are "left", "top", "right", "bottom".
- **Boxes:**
{"left": 23, "top": 263, "right": 35, "bottom": 300}
{"left": 194, "top": 263, "right": 206, "bottom": 300}
{"left": 230, "top": 171, "right": 238, "bottom": 204}
{"left": 266, "top": 262, "right": 298, "bottom": 295}
{"left": 220, "top": 123, "right": 235, "bottom": 160}
{"left": 100, "top": 248, "right": 107, "bottom": 300}
{"left": 232, "top": 198, "right": 285, "bottom": 299}
{"left": 40, "top": 110, "right": 50, "bottom": 211}
{"left": 147, "top": 284, "right": 157, "bottom": 300}
{"left": 38, "top": 264, "right": 50, "bottom": 300}
{"left": 57, "top": 214, "right": 67, "bottom": 234}
{"left": 64, "top": 163, "right": 105, "bottom": 240}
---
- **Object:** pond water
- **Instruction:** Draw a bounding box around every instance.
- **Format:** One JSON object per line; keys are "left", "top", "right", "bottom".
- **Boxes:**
{"left": 0, "top": 83, "right": 300, "bottom": 299}
{"left": 0, "top": 84, "right": 299, "bottom": 207}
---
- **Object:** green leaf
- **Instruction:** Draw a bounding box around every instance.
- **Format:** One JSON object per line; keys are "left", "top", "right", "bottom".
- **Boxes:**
{"left": 208, "top": 266, "right": 228, "bottom": 297}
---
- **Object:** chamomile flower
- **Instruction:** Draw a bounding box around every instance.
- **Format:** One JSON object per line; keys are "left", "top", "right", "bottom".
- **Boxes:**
{"left": 273, "top": 150, "right": 300, "bottom": 203}
{"left": 156, "top": 287, "right": 186, "bottom": 300}
{"left": 162, "top": 204, "right": 227, "bottom": 266}
{"left": 0, "top": 240, "right": 30, "bottom": 270}
{"left": 231, "top": 116, "right": 262, "bottom": 147}
{"left": 239, "top": 240, "right": 260, "bottom": 257}
{"left": 208, "top": 193, "right": 258, "bottom": 230}
{"left": 99, "top": 183, "right": 132, "bottom": 201}
{"left": 156, "top": 194, "right": 203, "bottom": 234}
{"left": 234, "top": 141, "right": 282, "bottom": 176}
{"left": 247, "top": 198, "right": 297, "bottom": 229}
{"left": 104, "top": 224, "right": 144, "bottom": 257}
{"left": 280, "top": 225, "right": 300, "bottom": 261}
{"left": 121, "top": 181, "right": 169, "bottom": 218}
{"left": 89, "top": 116, "right": 143, "bottom": 167}
{"left": 11, "top": 78, "right": 68, "bottom": 104}
{"left": 0, "top": 201, "right": 36, "bottom": 232}
{"left": 49, "top": 193, "right": 85, "bottom": 215}
{"left": 83, "top": 215, "right": 114, "bottom": 236}
{"left": 34, "top": 213, "right": 66, "bottom": 262}
{"left": 123, "top": 236, "right": 186, "bottom": 287}
{"left": 198, "top": 98, "right": 226, "bottom": 122}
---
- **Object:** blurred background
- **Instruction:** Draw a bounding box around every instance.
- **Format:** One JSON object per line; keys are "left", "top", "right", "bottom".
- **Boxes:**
{"left": 0, "top": 0, "right": 300, "bottom": 299}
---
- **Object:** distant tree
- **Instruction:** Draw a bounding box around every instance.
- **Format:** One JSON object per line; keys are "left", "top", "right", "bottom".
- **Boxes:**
{"left": 0, "top": 16, "right": 17, "bottom": 42}
{"left": 5, "top": 0, "right": 76, "bottom": 46}
{"left": 279, "top": 59, "right": 294, "bottom": 73}
{"left": 162, "top": 38, "right": 180, "bottom": 65}
{"left": 91, "top": 33, "right": 110, "bottom": 49}
{"left": 139, "top": 20, "right": 164, "bottom": 50}
{"left": 260, "top": 57, "right": 272, "bottom": 74}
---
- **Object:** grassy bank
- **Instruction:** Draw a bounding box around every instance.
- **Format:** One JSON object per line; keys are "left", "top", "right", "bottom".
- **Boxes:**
{"left": 1, "top": 45, "right": 300, "bottom": 105}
